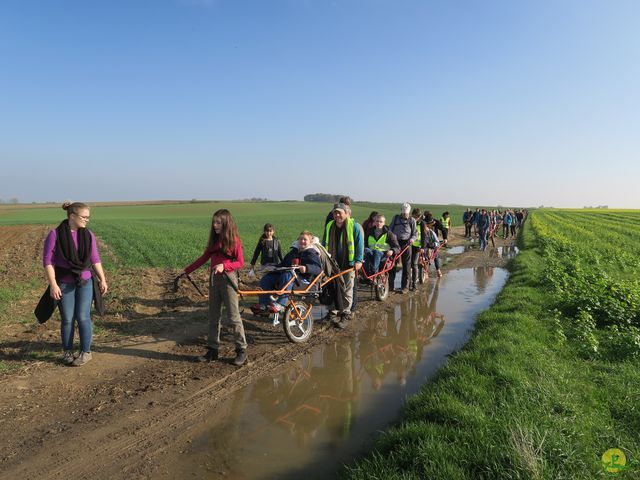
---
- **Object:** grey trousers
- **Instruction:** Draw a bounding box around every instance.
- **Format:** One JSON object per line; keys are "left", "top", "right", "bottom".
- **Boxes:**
{"left": 331, "top": 270, "right": 355, "bottom": 316}
{"left": 208, "top": 272, "right": 247, "bottom": 352}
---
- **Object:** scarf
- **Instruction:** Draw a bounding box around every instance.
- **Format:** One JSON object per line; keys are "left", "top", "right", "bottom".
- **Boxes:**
{"left": 328, "top": 222, "right": 350, "bottom": 268}
{"left": 55, "top": 219, "right": 93, "bottom": 284}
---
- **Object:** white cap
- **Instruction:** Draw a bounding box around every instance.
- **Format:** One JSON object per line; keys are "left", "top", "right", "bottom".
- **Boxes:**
{"left": 401, "top": 202, "right": 411, "bottom": 214}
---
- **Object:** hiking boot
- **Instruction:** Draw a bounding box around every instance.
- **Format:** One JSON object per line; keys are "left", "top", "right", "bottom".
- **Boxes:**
{"left": 61, "top": 350, "right": 75, "bottom": 366}
{"left": 321, "top": 312, "right": 339, "bottom": 323}
{"left": 197, "top": 349, "right": 219, "bottom": 362}
{"left": 71, "top": 351, "right": 92, "bottom": 367}
{"left": 409, "top": 283, "right": 416, "bottom": 292}
{"left": 233, "top": 350, "right": 247, "bottom": 367}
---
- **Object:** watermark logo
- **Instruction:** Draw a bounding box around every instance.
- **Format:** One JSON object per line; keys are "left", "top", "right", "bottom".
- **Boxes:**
{"left": 602, "top": 448, "right": 626, "bottom": 474}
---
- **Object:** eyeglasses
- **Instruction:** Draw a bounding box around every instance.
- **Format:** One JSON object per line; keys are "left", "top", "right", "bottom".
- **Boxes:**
{"left": 74, "top": 214, "right": 91, "bottom": 221}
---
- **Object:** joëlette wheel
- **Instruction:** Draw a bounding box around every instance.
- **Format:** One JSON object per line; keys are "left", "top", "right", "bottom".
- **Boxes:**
{"left": 374, "top": 274, "right": 389, "bottom": 301}
{"left": 283, "top": 302, "right": 314, "bottom": 343}
{"left": 419, "top": 265, "right": 428, "bottom": 284}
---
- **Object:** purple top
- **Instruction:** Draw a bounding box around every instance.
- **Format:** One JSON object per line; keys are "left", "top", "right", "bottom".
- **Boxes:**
{"left": 42, "top": 229, "right": 101, "bottom": 284}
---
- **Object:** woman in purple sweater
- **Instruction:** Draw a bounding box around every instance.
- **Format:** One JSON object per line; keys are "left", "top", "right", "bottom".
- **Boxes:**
{"left": 42, "top": 202, "right": 108, "bottom": 366}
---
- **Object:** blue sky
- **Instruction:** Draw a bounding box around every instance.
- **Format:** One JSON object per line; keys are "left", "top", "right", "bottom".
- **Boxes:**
{"left": 1, "top": 0, "right": 639, "bottom": 207}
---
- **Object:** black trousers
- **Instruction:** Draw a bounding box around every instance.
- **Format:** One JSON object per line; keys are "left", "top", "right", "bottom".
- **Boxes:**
{"left": 388, "top": 239, "right": 411, "bottom": 290}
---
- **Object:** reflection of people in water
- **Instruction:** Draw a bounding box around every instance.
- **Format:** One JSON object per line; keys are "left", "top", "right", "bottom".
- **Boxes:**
{"left": 201, "top": 389, "right": 248, "bottom": 471}
{"left": 473, "top": 266, "right": 489, "bottom": 293}
{"left": 252, "top": 341, "right": 358, "bottom": 446}
{"left": 321, "top": 342, "right": 356, "bottom": 442}
{"left": 357, "top": 326, "right": 386, "bottom": 391}
{"left": 415, "top": 280, "right": 445, "bottom": 353}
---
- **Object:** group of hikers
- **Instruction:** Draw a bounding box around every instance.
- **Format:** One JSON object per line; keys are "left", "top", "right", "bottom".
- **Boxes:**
{"left": 462, "top": 207, "right": 527, "bottom": 251}
{"left": 39, "top": 199, "right": 525, "bottom": 369}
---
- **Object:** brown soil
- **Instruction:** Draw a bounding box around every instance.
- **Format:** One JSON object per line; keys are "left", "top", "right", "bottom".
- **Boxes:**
{"left": 0, "top": 225, "right": 516, "bottom": 479}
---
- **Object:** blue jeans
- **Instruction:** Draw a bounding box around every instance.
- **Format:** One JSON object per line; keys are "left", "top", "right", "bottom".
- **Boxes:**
{"left": 479, "top": 230, "right": 488, "bottom": 250}
{"left": 58, "top": 281, "right": 93, "bottom": 352}
{"left": 364, "top": 248, "right": 385, "bottom": 274}
{"left": 259, "top": 271, "right": 294, "bottom": 306}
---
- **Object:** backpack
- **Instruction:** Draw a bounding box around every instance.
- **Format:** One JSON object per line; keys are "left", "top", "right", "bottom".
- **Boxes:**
{"left": 314, "top": 242, "right": 345, "bottom": 306}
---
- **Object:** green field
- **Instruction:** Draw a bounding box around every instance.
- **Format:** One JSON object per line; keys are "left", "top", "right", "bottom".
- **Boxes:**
{"left": 343, "top": 209, "right": 640, "bottom": 479}
{"left": 0, "top": 201, "right": 475, "bottom": 268}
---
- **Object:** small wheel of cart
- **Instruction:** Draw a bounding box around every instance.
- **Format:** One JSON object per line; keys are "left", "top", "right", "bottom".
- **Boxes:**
{"left": 418, "top": 264, "right": 428, "bottom": 284}
{"left": 282, "top": 301, "right": 314, "bottom": 343}
{"left": 374, "top": 273, "right": 389, "bottom": 301}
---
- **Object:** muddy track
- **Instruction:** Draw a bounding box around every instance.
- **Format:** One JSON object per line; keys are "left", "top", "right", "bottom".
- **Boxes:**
{"left": 0, "top": 225, "right": 516, "bottom": 478}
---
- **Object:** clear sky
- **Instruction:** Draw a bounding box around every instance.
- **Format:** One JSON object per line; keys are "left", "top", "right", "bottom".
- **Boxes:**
{"left": 1, "top": 0, "right": 639, "bottom": 208}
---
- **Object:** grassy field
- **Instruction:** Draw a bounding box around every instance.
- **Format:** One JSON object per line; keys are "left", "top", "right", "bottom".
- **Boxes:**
{"left": 0, "top": 201, "right": 476, "bottom": 268}
{"left": 342, "top": 210, "right": 640, "bottom": 479}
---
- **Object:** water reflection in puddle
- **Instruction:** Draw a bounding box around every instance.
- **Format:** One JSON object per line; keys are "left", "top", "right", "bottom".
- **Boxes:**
{"left": 163, "top": 268, "right": 509, "bottom": 479}
{"left": 447, "top": 244, "right": 519, "bottom": 258}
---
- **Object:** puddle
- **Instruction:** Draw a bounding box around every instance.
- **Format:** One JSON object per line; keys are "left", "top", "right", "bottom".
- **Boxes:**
{"left": 444, "top": 245, "right": 469, "bottom": 255}
{"left": 481, "top": 245, "right": 521, "bottom": 259}
{"left": 160, "top": 268, "right": 509, "bottom": 479}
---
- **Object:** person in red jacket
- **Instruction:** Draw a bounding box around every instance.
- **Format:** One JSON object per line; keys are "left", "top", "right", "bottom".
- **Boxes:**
{"left": 183, "top": 209, "right": 247, "bottom": 366}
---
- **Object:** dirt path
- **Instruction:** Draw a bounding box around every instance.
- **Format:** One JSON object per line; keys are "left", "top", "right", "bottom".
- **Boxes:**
{"left": 0, "top": 225, "right": 516, "bottom": 479}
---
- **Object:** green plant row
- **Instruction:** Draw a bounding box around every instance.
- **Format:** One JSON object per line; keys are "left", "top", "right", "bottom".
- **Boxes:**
{"left": 532, "top": 211, "right": 640, "bottom": 360}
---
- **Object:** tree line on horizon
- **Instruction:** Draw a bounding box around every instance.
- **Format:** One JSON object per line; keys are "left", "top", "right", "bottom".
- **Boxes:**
{"left": 303, "top": 193, "right": 350, "bottom": 203}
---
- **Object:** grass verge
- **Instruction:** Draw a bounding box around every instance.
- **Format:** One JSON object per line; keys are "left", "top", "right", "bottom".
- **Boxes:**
{"left": 342, "top": 223, "right": 640, "bottom": 479}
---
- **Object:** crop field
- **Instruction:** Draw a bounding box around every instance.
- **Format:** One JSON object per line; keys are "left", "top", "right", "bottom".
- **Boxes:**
{"left": 531, "top": 209, "right": 640, "bottom": 360}
{"left": 0, "top": 201, "right": 473, "bottom": 268}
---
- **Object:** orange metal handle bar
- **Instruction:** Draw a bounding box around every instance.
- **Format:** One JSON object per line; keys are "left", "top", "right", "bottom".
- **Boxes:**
{"left": 238, "top": 271, "right": 324, "bottom": 297}
{"left": 359, "top": 242, "right": 411, "bottom": 280}
{"left": 320, "top": 267, "right": 354, "bottom": 287}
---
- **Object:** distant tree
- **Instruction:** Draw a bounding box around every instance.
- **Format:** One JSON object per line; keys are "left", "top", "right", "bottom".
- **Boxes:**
{"left": 304, "top": 193, "right": 347, "bottom": 203}
{"left": 9, "top": 197, "right": 19, "bottom": 204}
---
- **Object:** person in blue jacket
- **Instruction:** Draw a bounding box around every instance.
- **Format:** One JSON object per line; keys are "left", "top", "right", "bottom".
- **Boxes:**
{"left": 254, "top": 231, "right": 322, "bottom": 313}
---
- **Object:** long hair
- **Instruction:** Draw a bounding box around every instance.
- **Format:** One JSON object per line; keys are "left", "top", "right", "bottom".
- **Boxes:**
{"left": 62, "top": 201, "right": 89, "bottom": 218}
{"left": 207, "top": 209, "right": 238, "bottom": 253}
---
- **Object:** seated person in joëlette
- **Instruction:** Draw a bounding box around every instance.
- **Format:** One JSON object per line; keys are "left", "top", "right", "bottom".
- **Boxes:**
{"left": 363, "top": 214, "right": 400, "bottom": 276}
{"left": 252, "top": 231, "right": 322, "bottom": 314}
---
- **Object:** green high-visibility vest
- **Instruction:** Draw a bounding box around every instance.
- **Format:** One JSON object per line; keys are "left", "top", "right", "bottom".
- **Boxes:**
{"left": 442, "top": 217, "right": 451, "bottom": 229}
{"left": 368, "top": 233, "right": 388, "bottom": 252}
{"left": 408, "top": 339, "right": 418, "bottom": 360}
{"left": 412, "top": 223, "right": 422, "bottom": 247}
{"left": 324, "top": 218, "right": 355, "bottom": 262}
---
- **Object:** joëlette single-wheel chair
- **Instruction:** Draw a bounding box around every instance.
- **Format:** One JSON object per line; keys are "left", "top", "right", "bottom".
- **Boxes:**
{"left": 242, "top": 264, "right": 354, "bottom": 343}
{"left": 358, "top": 243, "right": 411, "bottom": 301}
{"left": 418, "top": 242, "right": 444, "bottom": 280}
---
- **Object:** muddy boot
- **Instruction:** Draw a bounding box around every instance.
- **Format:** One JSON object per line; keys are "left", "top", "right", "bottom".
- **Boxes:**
{"left": 233, "top": 350, "right": 247, "bottom": 367}
{"left": 197, "top": 348, "right": 218, "bottom": 363}
{"left": 336, "top": 313, "right": 352, "bottom": 329}
{"left": 61, "top": 350, "right": 75, "bottom": 366}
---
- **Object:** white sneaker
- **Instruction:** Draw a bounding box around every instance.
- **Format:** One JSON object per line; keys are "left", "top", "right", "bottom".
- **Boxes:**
{"left": 71, "top": 351, "right": 92, "bottom": 366}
